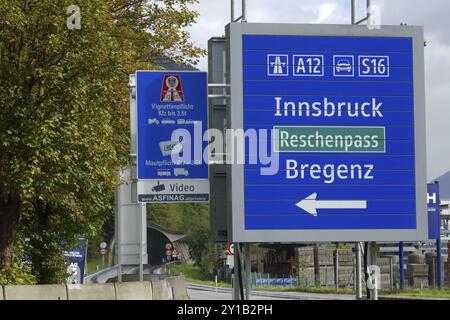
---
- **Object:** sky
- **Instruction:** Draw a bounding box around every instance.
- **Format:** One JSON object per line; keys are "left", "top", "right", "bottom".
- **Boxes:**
{"left": 185, "top": 0, "right": 450, "bottom": 180}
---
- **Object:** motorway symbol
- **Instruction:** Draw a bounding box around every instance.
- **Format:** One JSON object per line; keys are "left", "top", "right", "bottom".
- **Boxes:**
{"left": 135, "top": 71, "right": 209, "bottom": 203}
{"left": 152, "top": 181, "right": 166, "bottom": 192}
{"left": 427, "top": 182, "right": 440, "bottom": 239}
{"left": 296, "top": 193, "right": 367, "bottom": 216}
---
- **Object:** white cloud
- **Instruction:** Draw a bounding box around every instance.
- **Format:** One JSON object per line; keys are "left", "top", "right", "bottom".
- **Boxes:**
{"left": 185, "top": 0, "right": 450, "bottom": 179}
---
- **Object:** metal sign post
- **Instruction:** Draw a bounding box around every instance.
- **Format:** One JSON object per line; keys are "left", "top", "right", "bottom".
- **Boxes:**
{"left": 226, "top": 22, "right": 427, "bottom": 243}
{"left": 399, "top": 241, "right": 405, "bottom": 289}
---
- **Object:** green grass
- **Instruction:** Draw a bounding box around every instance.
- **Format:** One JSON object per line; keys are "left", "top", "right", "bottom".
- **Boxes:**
{"left": 382, "top": 288, "right": 450, "bottom": 299}
{"left": 168, "top": 264, "right": 352, "bottom": 293}
{"left": 86, "top": 258, "right": 107, "bottom": 274}
{"left": 167, "top": 264, "right": 450, "bottom": 299}
{"left": 254, "top": 286, "right": 354, "bottom": 295}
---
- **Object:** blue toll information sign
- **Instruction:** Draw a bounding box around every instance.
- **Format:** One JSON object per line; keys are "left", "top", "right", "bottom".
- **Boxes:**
{"left": 427, "top": 182, "right": 440, "bottom": 239}
{"left": 135, "top": 71, "right": 209, "bottom": 203}
{"left": 228, "top": 24, "right": 427, "bottom": 242}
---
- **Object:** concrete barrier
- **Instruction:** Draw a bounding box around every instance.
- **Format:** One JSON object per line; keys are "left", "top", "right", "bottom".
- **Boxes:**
{"left": 151, "top": 280, "right": 173, "bottom": 300}
{"left": 166, "top": 276, "right": 187, "bottom": 300}
{"left": 4, "top": 284, "right": 67, "bottom": 300}
{"left": 67, "top": 283, "right": 116, "bottom": 300}
{"left": 120, "top": 274, "right": 155, "bottom": 282}
{"left": 115, "top": 282, "right": 153, "bottom": 300}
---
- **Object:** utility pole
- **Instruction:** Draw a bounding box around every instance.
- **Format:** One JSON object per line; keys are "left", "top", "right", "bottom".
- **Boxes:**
{"left": 355, "top": 242, "right": 362, "bottom": 299}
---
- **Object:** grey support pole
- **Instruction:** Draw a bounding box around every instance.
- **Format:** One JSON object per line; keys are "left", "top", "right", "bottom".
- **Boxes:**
{"left": 437, "top": 238, "right": 442, "bottom": 289}
{"left": 372, "top": 275, "right": 378, "bottom": 300}
{"left": 138, "top": 204, "right": 144, "bottom": 282}
{"left": 335, "top": 247, "right": 339, "bottom": 292}
{"left": 399, "top": 242, "right": 405, "bottom": 289}
{"left": 355, "top": 242, "right": 362, "bottom": 299}
{"left": 245, "top": 244, "right": 251, "bottom": 300}
{"left": 351, "top": 0, "right": 356, "bottom": 24}
{"left": 232, "top": 243, "right": 241, "bottom": 300}
{"left": 389, "top": 256, "right": 394, "bottom": 291}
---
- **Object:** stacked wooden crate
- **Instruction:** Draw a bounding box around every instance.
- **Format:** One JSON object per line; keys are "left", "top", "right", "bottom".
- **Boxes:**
{"left": 406, "top": 253, "right": 428, "bottom": 288}
{"left": 338, "top": 249, "right": 354, "bottom": 288}
{"left": 294, "top": 247, "right": 315, "bottom": 287}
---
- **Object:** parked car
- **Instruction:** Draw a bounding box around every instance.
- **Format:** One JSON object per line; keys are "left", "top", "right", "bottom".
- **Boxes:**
{"left": 157, "top": 169, "right": 171, "bottom": 177}
{"left": 336, "top": 59, "right": 352, "bottom": 72}
{"left": 161, "top": 119, "right": 176, "bottom": 125}
{"left": 148, "top": 118, "right": 160, "bottom": 125}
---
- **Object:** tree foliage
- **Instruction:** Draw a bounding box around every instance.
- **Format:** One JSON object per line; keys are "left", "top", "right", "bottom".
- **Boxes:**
{"left": 0, "top": 0, "right": 204, "bottom": 282}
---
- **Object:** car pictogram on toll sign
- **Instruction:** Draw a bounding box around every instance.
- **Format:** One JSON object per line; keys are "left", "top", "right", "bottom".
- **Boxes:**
{"left": 160, "top": 74, "right": 185, "bottom": 102}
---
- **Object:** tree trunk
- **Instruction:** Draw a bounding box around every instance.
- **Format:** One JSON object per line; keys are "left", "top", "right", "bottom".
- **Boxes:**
{"left": 0, "top": 194, "right": 21, "bottom": 272}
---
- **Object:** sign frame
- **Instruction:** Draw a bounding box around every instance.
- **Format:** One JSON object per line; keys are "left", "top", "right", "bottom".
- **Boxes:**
{"left": 134, "top": 70, "right": 210, "bottom": 203}
{"left": 226, "top": 23, "right": 427, "bottom": 242}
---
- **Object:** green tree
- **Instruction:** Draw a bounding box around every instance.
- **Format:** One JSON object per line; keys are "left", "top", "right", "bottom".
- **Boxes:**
{"left": 181, "top": 204, "right": 211, "bottom": 265}
{"left": 0, "top": 0, "right": 204, "bottom": 282}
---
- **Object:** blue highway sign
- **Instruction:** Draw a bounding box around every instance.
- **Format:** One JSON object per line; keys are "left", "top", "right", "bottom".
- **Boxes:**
{"left": 427, "top": 182, "right": 440, "bottom": 239}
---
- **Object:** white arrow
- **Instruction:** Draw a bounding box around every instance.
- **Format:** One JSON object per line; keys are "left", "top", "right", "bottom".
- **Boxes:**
{"left": 295, "top": 193, "right": 367, "bottom": 217}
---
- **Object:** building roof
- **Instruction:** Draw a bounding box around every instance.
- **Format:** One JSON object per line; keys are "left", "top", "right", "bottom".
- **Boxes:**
{"left": 154, "top": 57, "right": 198, "bottom": 71}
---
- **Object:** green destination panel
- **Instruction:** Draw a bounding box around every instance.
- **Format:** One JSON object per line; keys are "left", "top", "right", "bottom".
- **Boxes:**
{"left": 274, "top": 126, "right": 386, "bottom": 153}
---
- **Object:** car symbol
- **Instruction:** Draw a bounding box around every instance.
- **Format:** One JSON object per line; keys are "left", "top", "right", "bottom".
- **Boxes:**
{"left": 336, "top": 59, "right": 352, "bottom": 72}
{"left": 161, "top": 119, "right": 176, "bottom": 125}
{"left": 152, "top": 182, "right": 166, "bottom": 192}
{"left": 174, "top": 168, "right": 189, "bottom": 177}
